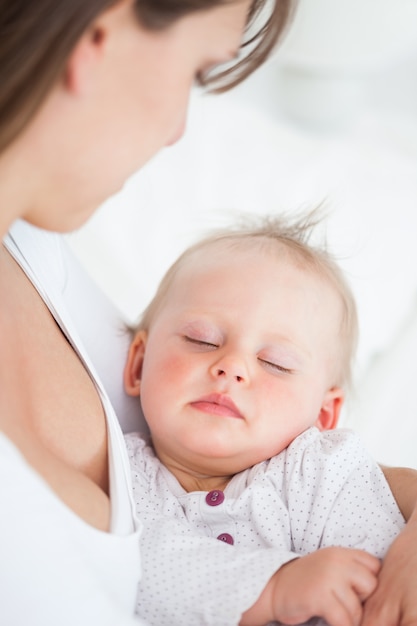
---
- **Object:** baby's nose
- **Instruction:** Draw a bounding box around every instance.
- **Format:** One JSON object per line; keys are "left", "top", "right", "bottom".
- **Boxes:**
{"left": 211, "top": 354, "right": 248, "bottom": 383}
{"left": 215, "top": 367, "right": 244, "bottom": 382}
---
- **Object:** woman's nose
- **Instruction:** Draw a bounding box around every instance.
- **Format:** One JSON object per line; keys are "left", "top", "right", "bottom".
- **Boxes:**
{"left": 209, "top": 354, "right": 248, "bottom": 383}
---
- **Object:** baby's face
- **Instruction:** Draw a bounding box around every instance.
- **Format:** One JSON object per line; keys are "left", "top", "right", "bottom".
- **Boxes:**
{"left": 133, "top": 245, "right": 344, "bottom": 477}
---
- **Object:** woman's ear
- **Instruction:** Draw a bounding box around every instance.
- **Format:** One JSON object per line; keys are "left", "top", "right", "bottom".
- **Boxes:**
{"left": 124, "top": 330, "right": 148, "bottom": 397}
{"left": 64, "top": 0, "right": 132, "bottom": 94}
{"left": 64, "top": 24, "right": 107, "bottom": 95}
{"left": 315, "top": 387, "right": 344, "bottom": 431}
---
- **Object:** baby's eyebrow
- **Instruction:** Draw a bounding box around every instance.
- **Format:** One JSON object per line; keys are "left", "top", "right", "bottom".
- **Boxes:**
{"left": 179, "top": 318, "right": 221, "bottom": 337}
{"left": 262, "top": 336, "right": 311, "bottom": 364}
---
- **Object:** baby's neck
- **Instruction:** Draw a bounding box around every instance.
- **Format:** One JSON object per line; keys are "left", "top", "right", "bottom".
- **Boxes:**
{"left": 151, "top": 439, "right": 235, "bottom": 493}
{"left": 159, "top": 459, "right": 232, "bottom": 493}
{"left": 175, "top": 472, "right": 232, "bottom": 494}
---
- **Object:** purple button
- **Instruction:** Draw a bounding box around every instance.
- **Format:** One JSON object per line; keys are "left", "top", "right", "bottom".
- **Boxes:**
{"left": 217, "top": 533, "right": 234, "bottom": 545}
{"left": 205, "top": 490, "right": 225, "bottom": 506}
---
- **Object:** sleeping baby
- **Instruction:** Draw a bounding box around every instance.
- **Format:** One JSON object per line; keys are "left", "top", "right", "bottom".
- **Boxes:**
{"left": 124, "top": 213, "right": 404, "bottom": 626}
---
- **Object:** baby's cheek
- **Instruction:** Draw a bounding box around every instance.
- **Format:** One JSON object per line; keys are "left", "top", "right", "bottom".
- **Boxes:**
{"left": 145, "top": 351, "right": 191, "bottom": 392}
{"left": 161, "top": 352, "right": 189, "bottom": 377}
{"left": 260, "top": 377, "right": 287, "bottom": 407}
{"left": 141, "top": 353, "right": 191, "bottom": 423}
{"left": 260, "top": 380, "right": 309, "bottom": 431}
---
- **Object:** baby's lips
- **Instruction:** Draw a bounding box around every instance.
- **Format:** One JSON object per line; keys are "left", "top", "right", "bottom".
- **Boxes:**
{"left": 191, "top": 393, "right": 243, "bottom": 418}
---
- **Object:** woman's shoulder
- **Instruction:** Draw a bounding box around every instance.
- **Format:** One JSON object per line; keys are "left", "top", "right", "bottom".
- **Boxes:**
{"left": 5, "top": 219, "right": 67, "bottom": 289}
{"left": 5, "top": 220, "right": 146, "bottom": 434}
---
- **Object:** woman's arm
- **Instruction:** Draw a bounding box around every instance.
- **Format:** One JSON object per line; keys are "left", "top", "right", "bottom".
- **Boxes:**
{"left": 362, "top": 466, "right": 417, "bottom": 626}
{"left": 382, "top": 465, "right": 417, "bottom": 519}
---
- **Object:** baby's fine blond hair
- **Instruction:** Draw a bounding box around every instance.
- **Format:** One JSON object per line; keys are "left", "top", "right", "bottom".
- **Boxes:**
{"left": 134, "top": 211, "right": 358, "bottom": 389}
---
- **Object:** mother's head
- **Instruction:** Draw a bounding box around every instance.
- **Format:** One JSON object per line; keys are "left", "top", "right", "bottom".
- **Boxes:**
{"left": 0, "top": 0, "right": 294, "bottom": 231}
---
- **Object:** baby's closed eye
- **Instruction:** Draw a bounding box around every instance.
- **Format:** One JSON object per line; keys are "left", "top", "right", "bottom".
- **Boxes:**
{"left": 183, "top": 335, "right": 218, "bottom": 349}
{"left": 257, "top": 357, "right": 293, "bottom": 374}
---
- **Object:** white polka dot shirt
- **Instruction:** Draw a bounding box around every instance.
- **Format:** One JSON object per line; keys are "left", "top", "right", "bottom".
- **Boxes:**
{"left": 126, "top": 427, "right": 405, "bottom": 625}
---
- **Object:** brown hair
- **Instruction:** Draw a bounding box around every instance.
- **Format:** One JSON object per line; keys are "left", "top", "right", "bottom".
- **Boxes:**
{"left": 135, "top": 211, "right": 359, "bottom": 389}
{"left": 0, "top": 0, "right": 295, "bottom": 152}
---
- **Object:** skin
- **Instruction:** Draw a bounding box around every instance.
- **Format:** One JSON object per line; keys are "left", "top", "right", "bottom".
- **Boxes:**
{"left": 241, "top": 547, "right": 381, "bottom": 626}
{"left": 0, "top": 0, "right": 252, "bottom": 531}
{"left": 125, "top": 244, "right": 345, "bottom": 492}
{"left": 362, "top": 467, "right": 417, "bottom": 626}
{"left": 124, "top": 242, "right": 380, "bottom": 624}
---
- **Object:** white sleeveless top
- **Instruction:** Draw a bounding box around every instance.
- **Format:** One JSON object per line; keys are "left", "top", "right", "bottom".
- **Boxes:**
{"left": 1, "top": 220, "right": 146, "bottom": 625}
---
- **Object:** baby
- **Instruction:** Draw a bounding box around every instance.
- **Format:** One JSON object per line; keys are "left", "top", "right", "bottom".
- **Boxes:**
{"left": 124, "top": 214, "right": 404, "bottom": 626}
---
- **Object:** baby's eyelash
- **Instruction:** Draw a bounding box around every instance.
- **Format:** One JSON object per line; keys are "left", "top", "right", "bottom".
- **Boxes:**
{"left": 258, "top": 358, "right": 293, "bottom": 374}
{"left": 183, "top": 336, "right": 218, "bottom": 348}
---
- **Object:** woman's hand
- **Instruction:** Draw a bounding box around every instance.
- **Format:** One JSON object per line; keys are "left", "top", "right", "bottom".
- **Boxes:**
{"left": 362, "top": 465, "right": 417, "bottom": 626}
{"left": 241, "top": 547, "right": 380, "bottom": 626}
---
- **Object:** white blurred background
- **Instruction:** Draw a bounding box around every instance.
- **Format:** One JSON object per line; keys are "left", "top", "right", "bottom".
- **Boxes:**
{"left": 68, "top": 0, "right": 417, "bottom": 469}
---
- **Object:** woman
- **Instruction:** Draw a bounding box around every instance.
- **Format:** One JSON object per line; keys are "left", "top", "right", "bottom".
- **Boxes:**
{"left": 0, "top": 1, "right": 416, "bottom": 625}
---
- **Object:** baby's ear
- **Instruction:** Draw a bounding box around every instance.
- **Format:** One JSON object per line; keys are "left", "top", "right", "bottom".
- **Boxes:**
{"left": 315, "top": 387, "right": 344, "bottom": 431}
{"left": 124, "top": 330, "right": 148, "bottom": 397}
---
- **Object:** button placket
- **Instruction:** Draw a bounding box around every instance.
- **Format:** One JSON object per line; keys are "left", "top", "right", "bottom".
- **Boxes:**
{"left": 204, "top": 490, "right": 235, "bottom": 545}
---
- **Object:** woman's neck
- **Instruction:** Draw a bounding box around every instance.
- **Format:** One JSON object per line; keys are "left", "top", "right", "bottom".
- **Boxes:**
{"left": 0, "top": 146, "right": 35, "bottom": 240}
